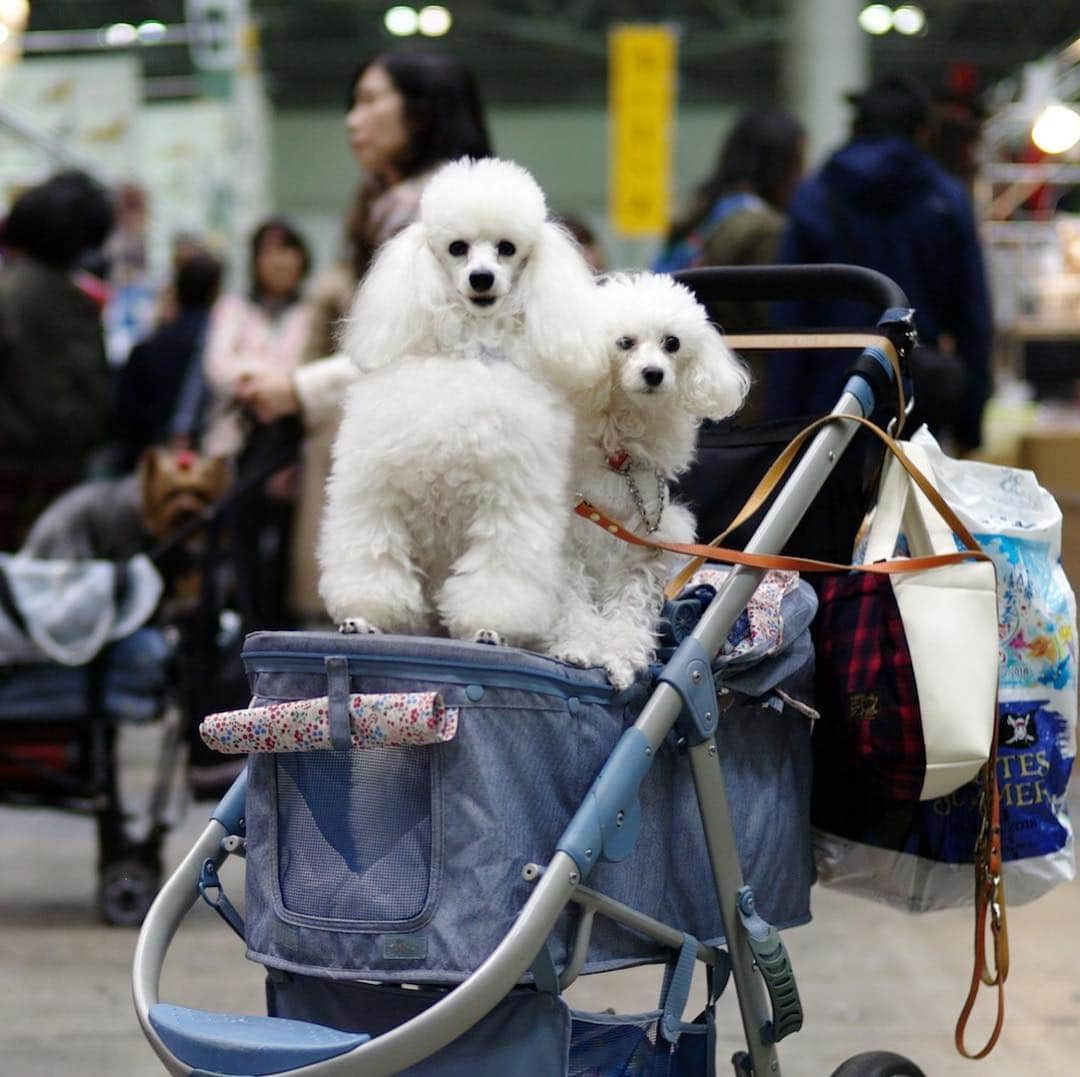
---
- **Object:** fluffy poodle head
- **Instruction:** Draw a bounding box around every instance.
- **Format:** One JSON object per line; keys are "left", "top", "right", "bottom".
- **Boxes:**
{"left": 419, "top": 157, "right": 547, "bottom": 319}
{"left": 343, "top": 156, "right": 607, "bottom": 395}
{"left": 598, "top": 273, "right": 749, "bottom": 421}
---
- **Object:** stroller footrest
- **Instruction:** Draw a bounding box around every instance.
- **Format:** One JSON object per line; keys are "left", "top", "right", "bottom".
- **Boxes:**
{"left": 149, "top": 1003, "right": 369, "bottom": 1075}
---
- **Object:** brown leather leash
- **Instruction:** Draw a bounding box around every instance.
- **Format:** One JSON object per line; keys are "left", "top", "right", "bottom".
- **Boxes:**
{"left": 574, "top": 410, "right": 1008, "bottom": 1058}
{"left": 659, "top": 411, "right": 981, "bottom": 600}
{"left": 576, "top": 414, "right": 991, "bottom": 596}
{"left": 955, "top": 712, "right": 1008, "bottom": 1059}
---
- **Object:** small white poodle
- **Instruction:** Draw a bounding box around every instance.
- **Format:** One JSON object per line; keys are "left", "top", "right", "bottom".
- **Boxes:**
{"left": 318, "top": 157, "right": 604, "bottom": 648}
{"left": 548, "top": 273, "right": 749, "bottom": 688}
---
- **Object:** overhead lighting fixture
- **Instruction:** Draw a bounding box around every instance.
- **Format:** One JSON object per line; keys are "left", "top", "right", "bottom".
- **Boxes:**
{"left": 137, "top": 20, "right": 168, "bottom": 43}
{"left": 1031, "top": 103, "right": 1080, "bottom": 155}
{"left": 858, "top": 4, "right": 927, "bottom": 36}
{"left": 418, "top": 5, "right": 452, "bottom": 36}
{"left": 892, "top": 5, "right": 926, "bottom": 36}
{"left": 384, "top": 6, "right": 419, "bottom": 36}
{"left": 0, "top": 0, "right": 29, "bottom": 28}
{"left": 857, "top": 4, "right": 893, "bottom": 35}
{"left": 102, "top": 22, "right": 138, "bottom": 47}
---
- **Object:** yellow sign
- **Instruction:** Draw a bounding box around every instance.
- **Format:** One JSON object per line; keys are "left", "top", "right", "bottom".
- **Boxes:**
{"left": 609, "top": 24, "right": 677, "bottom": 237}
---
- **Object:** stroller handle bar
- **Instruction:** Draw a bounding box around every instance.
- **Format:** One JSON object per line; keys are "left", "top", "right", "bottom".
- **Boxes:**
{"left": 133, "top": 267, "right": 911, "bottom": 1077}
{"left": 674, "top": 263, "right": 910, "bottom": 310}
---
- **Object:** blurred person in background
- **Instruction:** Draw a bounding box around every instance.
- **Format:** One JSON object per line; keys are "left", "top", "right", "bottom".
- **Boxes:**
{"left": 768, "top": 73, "right": 992, "bottom": 453}
{"left": 654, "top": 106, "right": 806, "bottom": 421}
{"left": 102, "top": 182, "right": 158, "bottom": 365}
{"left": 929, "top": 90, "right": 985, "bottom": 192}
{"left": 234, "top": 49, "right": 492, "bottom": 623}
{"left": 0, "top": 170, "right": 115, "bottom": 550}
{"left": 201, "top": 217, "right": 312, "bottom": 631}
{"left": 654, "top": 106, "right": 805, "bottom": 288}
{"left": 112, "top": 250, "right": 224, "bottom": 473}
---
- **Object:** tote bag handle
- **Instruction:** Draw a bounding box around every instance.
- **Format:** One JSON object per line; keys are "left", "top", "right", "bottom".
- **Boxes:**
{"left": 864, "top": 441, "right": 959, "bottom": 563}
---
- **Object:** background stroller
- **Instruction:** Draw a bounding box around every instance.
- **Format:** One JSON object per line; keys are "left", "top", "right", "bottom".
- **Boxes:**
{"left": 0, "top": 445, "right": 296, "bottom": 925}
{"left": 133, "top": 266, "right": 931, "bottom": 1075}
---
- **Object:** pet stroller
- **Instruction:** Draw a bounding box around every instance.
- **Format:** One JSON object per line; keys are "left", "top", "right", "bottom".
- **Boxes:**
{"left": 0, "top": 445, "right": 300, "bottom": 924}
{"left": 134, "top": 265, "right": 928, "bottom": 1075}
{"left": 0, "top": 551, "right": 178, "bottom": 924}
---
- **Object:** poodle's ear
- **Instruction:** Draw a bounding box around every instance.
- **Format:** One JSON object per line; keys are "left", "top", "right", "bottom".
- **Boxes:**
{"left": 518, "top": 221, "right": 608, "bottom": 398}
{"left": 684, "top": 324, "right": 750, "bottom": 421}
{"left": 340, "top": 222, "right": 442, "bottom": 371}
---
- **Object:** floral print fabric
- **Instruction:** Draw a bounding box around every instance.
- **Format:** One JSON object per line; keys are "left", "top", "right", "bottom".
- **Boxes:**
{"left": 689, "top": 567, "right": 800, "bottom": 657}
{"left": 200, "top": 692, "right": 458, "bottom": 753}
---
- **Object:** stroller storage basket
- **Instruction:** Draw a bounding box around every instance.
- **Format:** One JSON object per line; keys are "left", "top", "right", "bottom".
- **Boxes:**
{"left": 241, "top": 622, "right": 815, "bottom": 985}
{"left": 265, "top": 943, "right": 716, "bottom": 1076}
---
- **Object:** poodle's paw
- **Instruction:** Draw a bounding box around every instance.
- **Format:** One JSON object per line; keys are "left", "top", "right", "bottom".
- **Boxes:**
{"left": 473, "top": 629, "right": 507, "bottom": 647}
{"left": 339, "top": 617, "right": 382, "bottom": 635}
{"left": 603, "top": 658, "right": 639, "bottom": 692}
{"left": 549, "top": 643, "right": 594, "bottom": 669}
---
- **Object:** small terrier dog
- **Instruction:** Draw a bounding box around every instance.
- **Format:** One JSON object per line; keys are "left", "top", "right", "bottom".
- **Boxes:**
{"left": 318, "top": 158, "right": 606, "bottom": 648}
{"left": 547, "top": 273, "right": 748, "bottom": 688}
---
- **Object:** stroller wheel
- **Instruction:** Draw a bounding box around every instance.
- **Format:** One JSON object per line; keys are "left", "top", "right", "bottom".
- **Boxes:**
{"left": 97, "top": 857, "right": 160, "bottom": 926}
{"left": 828, "top": 1051, "right": 927, "bottom": 1077}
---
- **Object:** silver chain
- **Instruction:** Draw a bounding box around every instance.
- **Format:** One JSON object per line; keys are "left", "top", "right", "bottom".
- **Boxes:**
{"left": 617, "top": 461, "right": 667, "bottom": 533}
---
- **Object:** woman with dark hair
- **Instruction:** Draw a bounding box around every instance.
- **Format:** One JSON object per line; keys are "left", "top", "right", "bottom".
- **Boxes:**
{"left": 654, "top": 107, "right": 805, "bottom": 288}
{"left": 234, "top": 49, "right": 493, "bottom": 623}
{"left": 201, "top": 217, "right": 311, "bottom": 460}
{"left": 198, "top": 217, "right": 312, "bottom": 631}
{"left": 0, "top": 170, "right": 115, "bottom": 549}
{"left": 302, "top": 49, "right": 492, "bottom": 361}
{"left": 653, "top": 107, "right": 804, "bottom": 421}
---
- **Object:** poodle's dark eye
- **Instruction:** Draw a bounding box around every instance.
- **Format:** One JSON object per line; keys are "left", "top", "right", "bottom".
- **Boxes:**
{"left": 662, "top": 335, "right": 681, "bottom": 354}
{"left": 496, "top": 240, "right": 517, "bottom": 257}
{"left": 616, "top": 336, "right": 635, "bottom": 351}
{"left": 448, "top": 240, "right": 468, "bottom": 257}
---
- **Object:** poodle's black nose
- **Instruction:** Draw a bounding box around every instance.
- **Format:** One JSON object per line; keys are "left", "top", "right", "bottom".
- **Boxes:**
{"left": 469, "top": 270, "right": 495, "bottom": 292}
{"left": 642, "top": 367, "right": 665, "bottom": 387}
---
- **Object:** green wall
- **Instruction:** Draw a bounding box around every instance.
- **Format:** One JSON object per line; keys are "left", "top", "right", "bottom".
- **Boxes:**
{"left": 272, "top": 104, "right": 736, "bottom": 272}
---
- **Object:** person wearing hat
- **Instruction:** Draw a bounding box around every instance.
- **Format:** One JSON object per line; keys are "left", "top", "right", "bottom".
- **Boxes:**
{"left": 767, "top": 73, "right": 992, "bottom": 454}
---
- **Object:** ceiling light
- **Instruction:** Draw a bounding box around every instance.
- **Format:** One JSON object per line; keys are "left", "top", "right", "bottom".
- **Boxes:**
{"left": 892, "top": 5, "right": 926, "bottom": 36}
{"left": 857, "top": 4, "right": 892, "bottom": 35}
{"left": 137, "top": 20, "right": 168, "bottom": 43}
{"left": 384, "top": 6, "right": 418, "bottom": 36}
{"left": 0, "top": 0, "right": 28, "bottom": 29}
{"left": 1031, "top": 103, "right": 1080, "bottom": 155}
{"left": 418, "top": 5, "right": 452, "bottom": 36}
{"left": 102, "top": 22, "right": 138, "bottom": 47}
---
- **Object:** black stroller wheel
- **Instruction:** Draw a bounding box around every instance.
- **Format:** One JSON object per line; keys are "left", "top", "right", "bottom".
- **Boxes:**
{"left": 97, "top": 857, "right": 160, "bottom": 926}
{"left": 828, "top": 1051, "right": 927, "bottom": 1077}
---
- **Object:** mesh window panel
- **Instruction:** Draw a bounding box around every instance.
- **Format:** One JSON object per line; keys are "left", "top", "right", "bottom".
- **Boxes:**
{"left": 274, "top": 747, "right": 435, "bottom": 924}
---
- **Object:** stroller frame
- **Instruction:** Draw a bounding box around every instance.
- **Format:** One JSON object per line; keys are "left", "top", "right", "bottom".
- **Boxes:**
{"left": 134, "top": 265, "right": 916, "bottom": 1076}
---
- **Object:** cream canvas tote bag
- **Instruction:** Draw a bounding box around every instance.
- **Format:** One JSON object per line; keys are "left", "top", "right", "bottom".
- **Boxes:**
{"left": 863, "top": 442, "right": 999, "bottom": 800}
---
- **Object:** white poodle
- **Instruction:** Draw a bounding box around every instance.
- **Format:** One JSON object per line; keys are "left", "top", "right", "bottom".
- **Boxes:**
{"left": 548, "top": 273, "right": 749, "bottom": 688}
{"left": 318, "top": 157, "right": 605, "bottom": 648}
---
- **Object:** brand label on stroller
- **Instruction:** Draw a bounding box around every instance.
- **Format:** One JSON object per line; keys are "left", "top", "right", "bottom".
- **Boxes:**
{"left": 383, "top": 933, "right": 428, "bottom": 960}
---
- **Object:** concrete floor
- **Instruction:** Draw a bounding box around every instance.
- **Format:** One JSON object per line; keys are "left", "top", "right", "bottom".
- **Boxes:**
{"left": 1, "top": 724, "right": 1076, "bottom": 1076}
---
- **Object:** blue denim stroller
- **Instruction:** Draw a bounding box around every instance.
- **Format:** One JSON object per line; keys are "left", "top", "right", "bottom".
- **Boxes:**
{"left": 134, "top": 266, "right": 928, "bottom": 1076}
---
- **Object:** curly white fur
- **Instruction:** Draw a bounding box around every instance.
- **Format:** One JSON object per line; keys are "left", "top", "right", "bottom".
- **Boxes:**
{"left": 547, "top": 273, "right": 749, "bottom": 688}
{"left": 318, "top": 158, "right": 606, "bottom": 647}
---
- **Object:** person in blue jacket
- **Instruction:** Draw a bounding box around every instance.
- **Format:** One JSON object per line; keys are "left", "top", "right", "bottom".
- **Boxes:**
{"left": 768, "top": 73, "right": 992, "bottom": 453}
